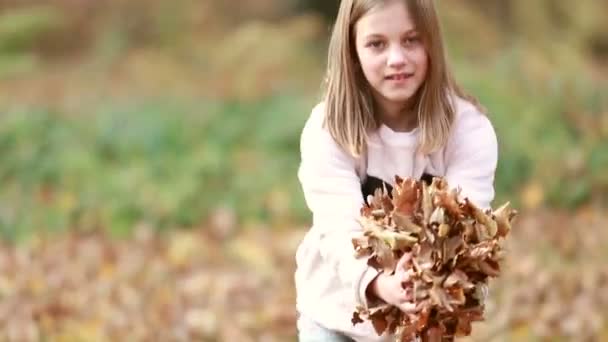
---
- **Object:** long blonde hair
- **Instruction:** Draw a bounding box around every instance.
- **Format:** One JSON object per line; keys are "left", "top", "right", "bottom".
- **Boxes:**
{"left": 323, "top": 0, "right": 482, "bottom": 157}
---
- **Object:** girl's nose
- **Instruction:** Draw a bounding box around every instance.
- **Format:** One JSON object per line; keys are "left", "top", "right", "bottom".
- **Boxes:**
{"left": 387, "top": 46, "right": 407, "bottom": 68}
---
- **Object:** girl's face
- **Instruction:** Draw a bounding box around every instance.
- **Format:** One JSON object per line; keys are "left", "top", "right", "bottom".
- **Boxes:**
{"left": 354, "top": 0, "right": 428, "bottom": 110}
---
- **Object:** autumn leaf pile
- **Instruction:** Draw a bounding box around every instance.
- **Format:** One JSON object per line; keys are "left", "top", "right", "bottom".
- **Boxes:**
{"left": 351, "top": 176, "right": 517, "bottom": 341}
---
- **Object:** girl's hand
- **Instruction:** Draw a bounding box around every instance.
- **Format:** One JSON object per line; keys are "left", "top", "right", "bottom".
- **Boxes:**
{"left": 368, "top": 252, "right": 416, "bottom": 313}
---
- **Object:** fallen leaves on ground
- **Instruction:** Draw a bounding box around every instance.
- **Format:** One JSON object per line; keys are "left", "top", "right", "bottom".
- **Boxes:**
{"left": 0, "top": 208, "right": 606, "bottom": 341}
{"left": 0, "top": 225, "right": 304, "bottom": 341}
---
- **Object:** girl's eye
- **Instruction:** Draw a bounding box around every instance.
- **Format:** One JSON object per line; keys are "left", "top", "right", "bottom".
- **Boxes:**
{"left": 367, "top": 41, "right": 385, "bottom": 49}
{"left": 403, "top": 36, "right": 420, "bottom": 46}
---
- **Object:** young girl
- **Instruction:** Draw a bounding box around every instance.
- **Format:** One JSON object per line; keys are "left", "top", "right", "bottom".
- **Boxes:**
{"left": 294, "top": 0, "right": 497, "bottom": 341}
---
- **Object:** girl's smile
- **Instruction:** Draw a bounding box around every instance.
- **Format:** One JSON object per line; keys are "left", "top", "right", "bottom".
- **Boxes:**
{"left": 385, "top": 72, "right": 415, "bottom": 82}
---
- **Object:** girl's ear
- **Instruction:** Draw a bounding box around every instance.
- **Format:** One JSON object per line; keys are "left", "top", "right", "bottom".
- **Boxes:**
{"left": 350, "top": 54, "right": 359, "bottom": 70}
{"left": 352, "top": 53, "right": 361, "bottom": 70}
{"left": 354, "top": 61, "right": 363, "bottom": 76}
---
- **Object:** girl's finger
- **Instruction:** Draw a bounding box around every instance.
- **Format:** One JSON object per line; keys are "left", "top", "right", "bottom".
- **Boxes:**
{"left": 395, "top": 252, "right": 412, "bottom": 271}
{"left": 399, "top": 270, "right": 412, "bottom": 283}
{"left": 397, "top": 301, "right": 417, "bottom": 313}
{"left": 400, "top": 287, "right": 413, "bottom": 301}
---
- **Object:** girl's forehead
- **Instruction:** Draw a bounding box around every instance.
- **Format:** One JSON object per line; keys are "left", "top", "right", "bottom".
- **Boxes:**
{"left": 356, "top": 1, "right": 416, "bottom": 36}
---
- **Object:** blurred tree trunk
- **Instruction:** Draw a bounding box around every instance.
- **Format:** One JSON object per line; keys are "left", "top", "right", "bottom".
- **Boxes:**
{"left": 292, "top": 0, "right": 340, "bottom": 20}
{"left": 291, "top": 0, "right": 513, "bottom": 24}
{"left": 465, "top": 0, "right": 512, "bottom": 30}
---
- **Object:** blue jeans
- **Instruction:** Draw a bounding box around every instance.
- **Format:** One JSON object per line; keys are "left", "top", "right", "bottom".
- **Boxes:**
{"left": 296, "top": 313, "right": 355, "bottom": 342}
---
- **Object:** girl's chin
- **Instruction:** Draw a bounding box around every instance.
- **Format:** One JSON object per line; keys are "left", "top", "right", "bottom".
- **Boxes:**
{"left": 381, "top": 91, "right": 417, "bottom": 103}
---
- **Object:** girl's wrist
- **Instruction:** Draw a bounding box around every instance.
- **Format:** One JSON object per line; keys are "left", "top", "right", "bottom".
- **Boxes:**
{"left": 366, "top": 272, "right": 387, "bottom": 303}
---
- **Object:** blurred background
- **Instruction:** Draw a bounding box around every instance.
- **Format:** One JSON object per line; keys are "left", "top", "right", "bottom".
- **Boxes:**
{"left": 0, "top": 0, "right": 606, "bottom": 340}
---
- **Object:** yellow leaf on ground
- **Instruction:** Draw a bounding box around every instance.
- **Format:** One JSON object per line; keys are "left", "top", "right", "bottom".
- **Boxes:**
{"left": 227, "top": 236, "right": 275, "bottom": 276}
{"left": 520, "top": 182, "right": 544, "bottom": 210}
{"left": 167, "top": 232, "right": 199, "bottom": 267}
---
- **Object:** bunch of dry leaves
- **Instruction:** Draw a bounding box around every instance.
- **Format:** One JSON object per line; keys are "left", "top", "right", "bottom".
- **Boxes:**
{"left": 352, "top": 177, "right": 517, "bottom": 341}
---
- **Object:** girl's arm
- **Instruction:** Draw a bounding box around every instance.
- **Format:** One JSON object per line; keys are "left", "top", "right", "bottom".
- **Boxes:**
{"left": 298, "top": 103, "right": 379, "bottom": 309}
{"left": 444, "top": 109, "right": 499, "bottom": 209}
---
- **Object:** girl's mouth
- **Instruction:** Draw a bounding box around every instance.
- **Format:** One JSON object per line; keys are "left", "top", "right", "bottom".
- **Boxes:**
{"left": 386, "top": 73, "right": 414, "bottom": 81}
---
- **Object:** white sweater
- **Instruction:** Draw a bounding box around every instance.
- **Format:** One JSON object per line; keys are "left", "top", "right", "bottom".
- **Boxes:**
{"left": 294, "top": 97, "right": 498, "bottom": 342}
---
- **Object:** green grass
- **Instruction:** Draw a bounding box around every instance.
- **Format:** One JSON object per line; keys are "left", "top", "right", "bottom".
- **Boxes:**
{"left": 0, "top": 96, "right": 312, "bottom": 241}
{"left": 0, "top": 60, "right": 606, "bottom": 241}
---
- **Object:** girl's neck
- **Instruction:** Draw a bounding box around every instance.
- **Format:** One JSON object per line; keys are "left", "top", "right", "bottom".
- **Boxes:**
{"left": 375, "top": 98, "right": 418, "bottom": 132}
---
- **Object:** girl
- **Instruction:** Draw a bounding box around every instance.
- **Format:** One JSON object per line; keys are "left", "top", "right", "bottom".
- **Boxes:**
{"left": 294, "top": 0, "right": 497, "bottom": 341}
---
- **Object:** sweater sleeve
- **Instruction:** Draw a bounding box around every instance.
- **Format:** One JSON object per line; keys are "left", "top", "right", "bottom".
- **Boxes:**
{"left": 444, "top": 109, "right": 498, "bottom": 210}
{"left": 297, "top": 103, "right": 379, "bottom": 309}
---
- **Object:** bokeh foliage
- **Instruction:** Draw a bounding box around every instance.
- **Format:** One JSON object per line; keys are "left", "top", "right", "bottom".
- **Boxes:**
{"left": 0, "top": 0, "right": 606, "bottom": 242}
{"left": 0, "top": 1, "right": 607, "bottom": 341}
